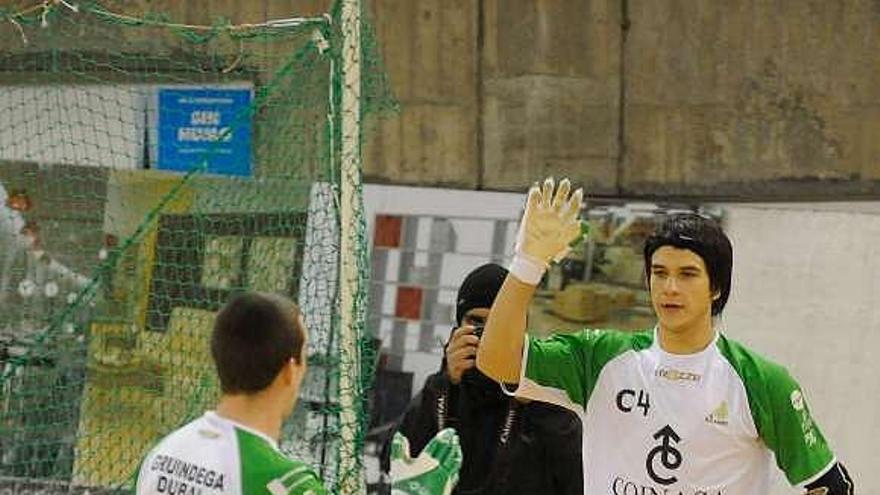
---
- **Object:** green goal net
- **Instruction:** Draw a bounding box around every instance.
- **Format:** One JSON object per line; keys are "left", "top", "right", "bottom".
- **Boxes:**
{"left": 0, "top": 1, "right": 392, "bottom": 493}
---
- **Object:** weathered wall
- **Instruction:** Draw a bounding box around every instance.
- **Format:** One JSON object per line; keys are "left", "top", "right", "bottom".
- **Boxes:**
{"left": 363, "top": 0, "right": 479, "bottom": 187}
{"left": 363, "top": 0, "right": 880, "bottom": 198}
{"left": 1, "top": 0, "right": 879, "bottom": 194}
{"left": 364, "top": 0, "right": 621, "bottom": 191}
{"left": 480, "top": 0, "right": 620, "bottom": 193}
{"left": 0, "top": 1, "right": 330, "bottom": 57}
{"left": 623, "top": 1, "right": 880, "bottom": 198}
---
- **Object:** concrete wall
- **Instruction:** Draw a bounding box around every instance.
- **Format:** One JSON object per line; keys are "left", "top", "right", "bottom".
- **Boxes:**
{"left": 3, "top": 1, "right": 878, "bottom": 198}
{"left": 0, "top": 1, "right": 329, "bottom": 57}
{"left": 364, "top": 0, "right": 480, "bottom": 186}
{"left": 363, "top": 0, "right": 880, "bottom": 198}
{"left": 364, "top": 0, "right": 621, "bottom": 191}
{"left": 624, "top": 2, "right": 880, "bottom": 198}
{"left": 480, "top": 0, "right": 620, "bottom": 193}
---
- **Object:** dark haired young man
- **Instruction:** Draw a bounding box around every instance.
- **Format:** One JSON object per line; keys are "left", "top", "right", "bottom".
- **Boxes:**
{"left": 476, "top": 178, "right": 854, "bottom": 494}
{"left": 136, "top": 291, "right": 461, "bottom": 495}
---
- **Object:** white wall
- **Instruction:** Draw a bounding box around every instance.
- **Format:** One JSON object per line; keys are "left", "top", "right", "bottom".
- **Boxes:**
{"left": 723, "top": 203, "right": 880, "bottom": 494}
{"left": 0, "top": 85, "right": 146, "bottom": 169}
{"left": 0, "top": 82, "right": 253, "bottom": 170}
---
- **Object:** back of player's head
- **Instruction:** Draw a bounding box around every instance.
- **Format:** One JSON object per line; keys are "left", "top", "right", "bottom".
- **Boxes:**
{"left": 643, "top": 213, "right": 733, "bottom": 315}
{"left": 211, "top": 291, "right": 305, "bottom": 394}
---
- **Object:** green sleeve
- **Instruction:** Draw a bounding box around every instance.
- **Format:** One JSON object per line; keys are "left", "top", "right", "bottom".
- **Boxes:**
{"left": 252, "top": 460, "right": 328, "bottom": 495}
{"left": 524, "top": 329, "right": 647, "bottom": 412}
{"left": 280, "top": 472, "right": 328, "bottom": 495}
{"left": 718, "top": 337, "right": 835, "bottom": 485}
{"left": 237, "top": 429, "right": 329, "bottom": 495}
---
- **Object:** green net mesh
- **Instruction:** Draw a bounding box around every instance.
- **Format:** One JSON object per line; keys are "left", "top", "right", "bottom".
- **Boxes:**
{"left": 0, "top": 1, "right": 392, "bottom": 493}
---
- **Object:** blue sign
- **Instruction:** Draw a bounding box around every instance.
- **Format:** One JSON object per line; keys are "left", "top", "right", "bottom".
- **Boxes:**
{"left": 157, "top": 88, "right": 252, "bottom": 176}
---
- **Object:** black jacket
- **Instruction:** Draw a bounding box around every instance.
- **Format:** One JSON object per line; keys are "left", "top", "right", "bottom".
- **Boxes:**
{"left": 380, "top": 363, "right": 583, "bottom": 495}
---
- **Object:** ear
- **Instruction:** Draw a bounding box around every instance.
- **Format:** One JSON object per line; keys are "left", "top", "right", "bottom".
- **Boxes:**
{"left": 289, "top": 356, "right": 307, "bottom": 383}
{"left": 712, "top": 291, "right": 721, "bottom": 301}
{"left": 278, "top": 358, "right": 297, "bottom": 386}
{"left": 278, "top": 358, "right": 305, "bottom": 386}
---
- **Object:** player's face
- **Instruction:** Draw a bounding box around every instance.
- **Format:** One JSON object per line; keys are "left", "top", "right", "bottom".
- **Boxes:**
{"left": 649, "top": 246, "right": 715, "bottom": 335}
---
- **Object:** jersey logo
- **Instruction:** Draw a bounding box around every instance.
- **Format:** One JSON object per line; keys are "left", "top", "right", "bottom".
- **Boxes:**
{"left": 645, "top": 425, "right": 682, "bottom": 486}
{"left": 704, "top": 401, "right": 729, "bottom": 425}
{"left": 655, "top": 367, "right": 701, "bottom": 383}
{"left": 197, "top": 429, "right": 221, "bottom": 439}
{"left": 791, "top": 389, "right": 819, "bottom": 447}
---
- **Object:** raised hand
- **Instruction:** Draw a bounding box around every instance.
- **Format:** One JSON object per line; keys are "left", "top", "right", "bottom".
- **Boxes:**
{"left": 510, "top": 177, "right": 584, "bottom": 285}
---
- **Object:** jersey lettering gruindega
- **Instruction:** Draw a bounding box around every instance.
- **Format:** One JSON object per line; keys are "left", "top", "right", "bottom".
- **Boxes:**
{"left": 513, "top": 329, "right": 835, "bottom": 495}
{"left": 136, "top": 412, "right": 326, "bottom": 495}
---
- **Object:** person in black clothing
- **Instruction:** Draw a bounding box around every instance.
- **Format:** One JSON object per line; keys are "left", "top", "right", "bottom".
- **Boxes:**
{"left": 381, "top": 263, "right": 583, "bottom": 495}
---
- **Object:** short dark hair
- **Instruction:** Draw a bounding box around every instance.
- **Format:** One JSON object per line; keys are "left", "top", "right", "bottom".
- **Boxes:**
{"left": 643, "top": 213, "right": 733, "bottom": 315}
{"left": 211, "top": 292, "right": 305, "bottom": 394}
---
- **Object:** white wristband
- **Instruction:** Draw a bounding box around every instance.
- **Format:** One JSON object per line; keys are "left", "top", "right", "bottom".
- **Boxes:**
{"left": 508, "top": 253, "right": 547, "bottom": 286}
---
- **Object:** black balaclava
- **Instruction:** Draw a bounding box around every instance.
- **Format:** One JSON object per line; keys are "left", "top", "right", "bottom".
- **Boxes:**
{"left": 453, "top": 263, "right": 509, "bottom": 400}
{"left": 455, "top": 263, "right": 509, "bottom": 325}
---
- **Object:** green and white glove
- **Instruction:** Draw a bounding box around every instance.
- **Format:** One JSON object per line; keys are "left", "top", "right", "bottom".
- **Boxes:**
{"left": 390, "top": 428, "right": 462, "bottom": 495}
{"left": 510, "top": 177, "right": 585, "bottom": 285}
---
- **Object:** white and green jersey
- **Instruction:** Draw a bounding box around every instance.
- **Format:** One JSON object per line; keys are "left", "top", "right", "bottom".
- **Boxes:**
{"left": 514, "top": 328, "right": 835, "bottom": 495}
{"left": 136, "top": 412, "right": 327, "bottom": 495}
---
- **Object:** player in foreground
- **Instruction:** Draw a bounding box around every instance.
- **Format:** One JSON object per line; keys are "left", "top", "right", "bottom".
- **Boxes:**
{"left": 136, "top": 291, "right": 461, "bottom": 495}
{"left": 476, "top": 178, "right": 854, "bottom": 494}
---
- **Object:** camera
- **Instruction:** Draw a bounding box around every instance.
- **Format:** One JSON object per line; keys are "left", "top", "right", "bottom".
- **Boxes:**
{"left": 472, "top": 325, "right": 484, "bottom": 339}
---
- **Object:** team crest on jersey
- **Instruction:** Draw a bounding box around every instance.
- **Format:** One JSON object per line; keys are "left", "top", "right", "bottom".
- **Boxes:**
{"left": 704, "top": 401, "right": 729, "bottom": 425}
